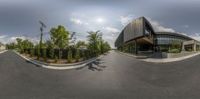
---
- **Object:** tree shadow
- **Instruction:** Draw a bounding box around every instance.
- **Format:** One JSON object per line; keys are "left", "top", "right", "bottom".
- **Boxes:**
{"left": 76, "top": 58, "right": 107, "bottom": 71}
{"left": 25, "top": 60, "right": 42, "bottom": 68}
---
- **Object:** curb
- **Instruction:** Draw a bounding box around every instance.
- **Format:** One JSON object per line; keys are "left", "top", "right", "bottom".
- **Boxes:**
{"left": 142, "top": 52, "right": 200, "bottom": 63}
{"left": 14, "top": 51, "right": 101, "bottom": 70}
{"left": 0, "top": 50, "right": 8, "bottom": 54}
{"left": 115, "top": 50, "right": 200, "bottom": 63}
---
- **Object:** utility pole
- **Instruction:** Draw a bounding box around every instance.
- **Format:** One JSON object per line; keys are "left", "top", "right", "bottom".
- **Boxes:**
{"left": 37, "top": 21, "right": 46, "bottom": 59}
{"left": 39, "top": 21, "right": 46, "bottom": 49}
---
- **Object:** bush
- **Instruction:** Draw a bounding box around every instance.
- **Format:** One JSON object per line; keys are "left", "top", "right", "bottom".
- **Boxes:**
{"left": 30, "top": 48, "right": 35, "bottom": 57}
{"left": 75, "top": 49, "right": 80, "bottom": 62}
{"left": 67, "top": 49, "right": 72, "bottom": 63}
{"left": 37, "top": 47, "right": 40, "bottom": 60}
{"left": 43, "top": 49, "right": 47, "bottom": 62}
{"left": 58, "top": 49, "right": 62, "bottom": 59}
{"left": 49, "top": 48, "right": 54, "bottom": 59}
{"left": 55, "top": 56, "right": 58, "bottom": 63}
{"left": 169, "top": 49, "right": 180, "bottom": 53}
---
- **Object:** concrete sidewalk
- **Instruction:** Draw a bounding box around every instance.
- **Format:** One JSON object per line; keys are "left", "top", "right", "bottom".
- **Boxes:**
{"left": 116, "top": 50, "right": 200, "bottom": 63}
{"left": 142, "top": 52, "right": 200, "bottom": 63}
{"left": 0, "top": 50, "right": 7, "bottom": 54}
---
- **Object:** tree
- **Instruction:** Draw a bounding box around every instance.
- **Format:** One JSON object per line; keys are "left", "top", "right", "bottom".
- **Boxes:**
{"left": 75, "top": 49, "right": 80, "bottom": 62}
{"left": 35, "top": 44, "right": 40, "bottom": 60}
{"left": 99, "top": 37, "right": 111, "bottom": 54}
{"left": 87, "top": 31, "right": 102, "bottom": 56}
{"left": 50, "top": 25, "right": 70, "bottom": 60}
{"left": 76, "top": 41, "right": 87, "bottom": 48}
{"left": 103, "top": 41, "right": 111, "bottom": 53}
{"left": 16, "top": 38, "right": 34, "bottom": 54}
{"left": 16, "top": 38, "right": 23, "bottom": 53}
{"left": 30, "top": 48, "right": 35, "bottom": 57}
{"left": 6, "top": 42, "right": 17, "bottom": 49}
{"left": 67, "top": 48, "right": 72, "bottom": 63}
{"left": 43, "top": 48, "right": 47, "bottom": 62}
{"left": 22, "top": 39, "right": 34, "bottom": 54}
{"left": 46, "top": 40, "right": 54, "bottom": 59}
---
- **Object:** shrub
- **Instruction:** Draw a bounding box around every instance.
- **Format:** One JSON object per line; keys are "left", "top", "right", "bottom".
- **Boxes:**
{"left": 58, "top": 49, "right": 62, "bottom": 59}
{"left": 55, "top": 56, "right": 58, "bottom": 63}
{"left": 43, "top": 48, "right": 47, "bottom": 62}
{"left": 75, "top": 49, "right": 80, "bottom": 62}
{"left": 30, "top": 48, "right": 35, "bottom": 57}
{"left": 67, "top": 49, "right": 72, "bottom": 63}
{"left": 37, "top": 47, "right": 40, "bottom": 60}
{"left": 169, "top": 49, "right": 180, "bottom": 53}
{"left": 49, "top": 48, "right": 54, "bottom": 59}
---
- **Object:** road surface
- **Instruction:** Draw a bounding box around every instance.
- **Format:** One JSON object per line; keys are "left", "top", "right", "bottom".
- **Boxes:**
{"left": 0, "top": 50, "right": 200, "bottom": 99}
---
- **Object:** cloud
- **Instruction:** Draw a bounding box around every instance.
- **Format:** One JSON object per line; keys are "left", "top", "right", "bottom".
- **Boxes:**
{"left": 147, "top": 18, "right": 175, "bottom": 32}
{"left": 70, "top": 18, "right": 89, "bottom": 25}
{"left": 120, "top": 15, "right": 135, "bottom": 26}
{"left": 104, "top": 27, "right": 120, "bottom": 33}
{"left": 0, "top": 35, "right": 7, "bottom": 39}
{"left": 101, "top": 26, "right": 120, "bottom": 48}
{"left": 0, "top": 35, "right": 39, "bottom": 44}
{"left": 70, "top": 18, "right": 83, "bottom": 25}
{"left": 120, "top": 16, "right": 175, "bottom": 33}
{"left": 189, "top": 33, "right": 200, "bottom": 41}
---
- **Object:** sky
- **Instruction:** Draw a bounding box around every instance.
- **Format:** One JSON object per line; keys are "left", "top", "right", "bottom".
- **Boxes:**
{"left": 0, "top": 0, "right": 200, "bottom": 48}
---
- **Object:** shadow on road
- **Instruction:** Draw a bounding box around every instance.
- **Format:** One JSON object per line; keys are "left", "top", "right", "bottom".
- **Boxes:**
{"left": 25, "top": 60, "right": 42, "bottom": 68}
{"left": 76, "top": 58, "right": 107, "bottom": 71}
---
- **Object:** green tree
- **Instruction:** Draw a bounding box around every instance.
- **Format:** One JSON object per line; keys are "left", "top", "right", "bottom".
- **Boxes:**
{"left": 103, "top": 41, "right": 111, "bottom": 53}
{"left": 6, "top": 42, "right": 17, "bottom": 49}
{"left": 43, "top": 48, "right": 47, "bottom": 62}
{"left": 76, "top": 41, "right": 87, "bottom": 48}
{"left": 87, "top": 31, "right": 102, "bottom": 56}
{"left": 30, "top": 48, "right": 35, "bottom": 57}
{"left": 50, "top": 25, "right": 69, "bottom": 60}
{"left": 46, "top": 40, "right": 54, "bottom": 59}
{"left": 75, "top": 49, "right": 80, "bottom": 62}
{"left": 34, "top": 44, "right": 40, "bottom": 60}
{"left": 16, "top": 38, "right": 23, "bottom": 53}
{"left": 67, "top": 48, "right": 72, "bottom": 63}
{"left": 22, "top": 39, "right": 34, "bottom": 54}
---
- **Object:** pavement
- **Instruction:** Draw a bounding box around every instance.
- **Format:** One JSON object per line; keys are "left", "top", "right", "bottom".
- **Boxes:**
{"left": 0, "top": 50, "right": 7, "bottom": 54}
{"left": 0, "top": 50, "right": 200, "bottom": 99}
{"left": 116, "top": 50, "right": 200, "bottom": 63}
{"left": 142, "top": 52, "right": 200, "bottom": 63}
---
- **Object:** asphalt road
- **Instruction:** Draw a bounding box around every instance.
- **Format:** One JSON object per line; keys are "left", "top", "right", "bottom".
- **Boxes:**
{"left": 0, "top": 50, "right": 200, "bottom": 99}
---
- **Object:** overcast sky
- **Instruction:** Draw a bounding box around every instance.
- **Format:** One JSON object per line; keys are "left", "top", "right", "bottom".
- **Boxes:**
{"left": 0, "top": 0, "right": 200, "bottom": 47}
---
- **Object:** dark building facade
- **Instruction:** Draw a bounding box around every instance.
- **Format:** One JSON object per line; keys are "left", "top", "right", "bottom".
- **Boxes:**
{"left": 115, "top": 17, "right": 200, "bottom": 55}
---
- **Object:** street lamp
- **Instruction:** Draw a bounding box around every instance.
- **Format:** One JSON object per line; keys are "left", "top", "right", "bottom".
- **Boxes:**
{"left": 39, "top": 21, "right": 46, "bottom": 49}
{"left": 37, "top": 21, "right": 46, "bottom": 59}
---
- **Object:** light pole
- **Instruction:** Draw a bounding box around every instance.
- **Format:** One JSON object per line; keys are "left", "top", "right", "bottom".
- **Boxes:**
{"left": 39, "top": 21, "right": 46, "bottom": 49}
{"left": 38, "top": 21, "right": 46, "bottom": 59}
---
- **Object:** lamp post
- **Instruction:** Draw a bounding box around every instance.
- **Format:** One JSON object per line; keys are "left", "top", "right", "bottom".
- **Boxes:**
{"left": 38, "top": 21, "right": 46, "bottom": 59}
{"left": 39, "top": 21, "right": 46, "bottom": 49}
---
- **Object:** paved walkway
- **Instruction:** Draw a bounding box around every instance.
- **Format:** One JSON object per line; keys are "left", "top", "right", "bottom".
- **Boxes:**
{"left": 143, "top": 52, "right": 200, "bottom": 63}
{"left": 116, "top": 50, "right": 200, "bottom": 63}
{"left": 0, "top": 51, "right": 200, "bottom": 98}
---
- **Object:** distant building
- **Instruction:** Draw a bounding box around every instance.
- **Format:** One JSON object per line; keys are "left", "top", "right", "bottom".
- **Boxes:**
{"left": 115, "top": 17, "right": 200, "bottom": 55}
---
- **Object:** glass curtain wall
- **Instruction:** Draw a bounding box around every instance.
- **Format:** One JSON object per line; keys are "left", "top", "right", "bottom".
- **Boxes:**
{"left": 155, "top": 35, "right": 187, "bottom": 52}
